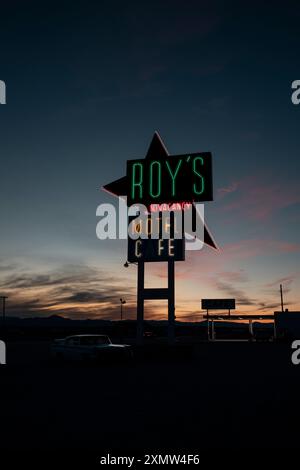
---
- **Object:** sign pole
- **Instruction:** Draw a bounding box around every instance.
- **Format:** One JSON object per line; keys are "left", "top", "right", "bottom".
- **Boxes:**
{"left": 137, "top": 260, "right": 144, "bottom": 345}
{"left": 207, "top": 309, "right": 209, "bottom": 340}
{"left": 168, "top": 259, "right": 175, "bottom": 344}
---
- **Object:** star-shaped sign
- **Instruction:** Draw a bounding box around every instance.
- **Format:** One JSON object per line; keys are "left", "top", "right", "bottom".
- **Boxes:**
{"left": 102, "top": 132, "right": 218, "bottom": 250}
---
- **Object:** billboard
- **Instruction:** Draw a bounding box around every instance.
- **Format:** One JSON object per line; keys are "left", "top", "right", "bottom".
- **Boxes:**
{"left": 201, "top": 299, "right": 236, "bottom": 310}
{"left": 103, "top": 132, "right": 217, "bottom": 260}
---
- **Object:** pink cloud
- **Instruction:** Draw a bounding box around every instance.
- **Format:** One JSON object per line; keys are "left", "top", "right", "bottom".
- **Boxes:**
{"left": 220, "top": 239, "right": 300, "bottom": 259}
{"left": 157, "top": 239, "right": 300, "bottom": 285}
{"left": 265, "top": 275, "right": 296, "bottom": 288}
{"left": 215, "top": 269, "right": 248, "bottom": 283}
{"left": 218, "top": 176, "right": 300, "bottom": 221}
{"left": 217, "top": 181, "right": 240, "bottom": 196}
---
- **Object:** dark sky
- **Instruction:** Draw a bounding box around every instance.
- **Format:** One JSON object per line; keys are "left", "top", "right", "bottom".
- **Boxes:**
{"left": 0, "top": 0, "right": 300, "bottom": 319}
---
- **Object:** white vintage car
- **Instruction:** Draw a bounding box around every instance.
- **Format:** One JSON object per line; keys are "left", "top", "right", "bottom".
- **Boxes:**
{"left": 51, "top": 334, "right": 132, "bottom": 361}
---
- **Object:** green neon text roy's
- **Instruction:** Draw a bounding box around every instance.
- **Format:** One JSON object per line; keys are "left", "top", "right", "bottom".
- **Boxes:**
{"left": 130, "top": 155, "right": 207, "bottom": 201}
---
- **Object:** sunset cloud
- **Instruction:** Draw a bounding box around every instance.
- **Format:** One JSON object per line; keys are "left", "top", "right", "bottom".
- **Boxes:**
{"left": 218, "top": 176, "right": 300, "bottom": 222}
{"left": 0, "top": 263, "right": 136, "bottom": 319}
{"left": 217, "top": 182, "right": 240, "bottom": 196}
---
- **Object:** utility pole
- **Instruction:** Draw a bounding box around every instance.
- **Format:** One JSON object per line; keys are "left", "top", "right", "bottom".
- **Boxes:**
{"left": 280, "top": 284, "right": 284, "bottom": 312}
{"left": 120, "top": 298, "right": 126, "bottom": 321}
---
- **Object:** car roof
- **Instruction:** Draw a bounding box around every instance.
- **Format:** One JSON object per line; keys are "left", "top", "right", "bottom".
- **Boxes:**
{"left": 66, "top": 334, "right": 109, "bottom": 339}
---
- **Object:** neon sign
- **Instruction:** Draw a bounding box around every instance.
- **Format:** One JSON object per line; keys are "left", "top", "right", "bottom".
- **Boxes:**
{"left": 103, "top": 132, "right": 217, "bottom": 252}
{"left": 127, "top": 153, "right": 212, "bottom": 206}
{"left": 127, "top": 213, "right": 185, "bottom": 262}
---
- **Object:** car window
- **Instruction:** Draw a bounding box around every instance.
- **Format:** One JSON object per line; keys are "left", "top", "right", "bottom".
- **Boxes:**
{"left": 79, "top": 336, "right": 110, "bottom": 345}
{"left": 95, "top": 337, "right": 110, "bottom": 345}
{"left": 80, "top": 337, "right": 94, "bottom": 345}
